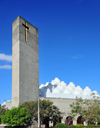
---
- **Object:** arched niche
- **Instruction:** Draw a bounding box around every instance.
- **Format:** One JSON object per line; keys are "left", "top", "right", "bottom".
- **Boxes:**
{"left": 77, "top": 116, "right": 83, "bottom": 124}
{"left": 65, "top": 116, "right": 73, "bottom": 126}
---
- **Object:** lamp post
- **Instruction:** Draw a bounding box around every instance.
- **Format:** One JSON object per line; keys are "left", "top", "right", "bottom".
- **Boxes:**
{"left": 38, "top": 93, "right": 41, "bottom": 128}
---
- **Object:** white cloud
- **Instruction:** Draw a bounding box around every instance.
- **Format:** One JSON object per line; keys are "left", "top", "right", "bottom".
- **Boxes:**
{"left": 0, "top": 65, "right": 12, "bottom": 69}
{"left": 72, "top": 55, "right": 83, "bottom": 59}
{"left": 39, "top": 77, "right": 100, "bottom": 99}
{"left": 1, "top": 102, "right": 6, "bottom": 106}
{"left": 0, "top": 53, "right": 12, "bottom": 62}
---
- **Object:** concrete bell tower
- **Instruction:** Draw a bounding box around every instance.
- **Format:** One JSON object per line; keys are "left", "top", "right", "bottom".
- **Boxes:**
{"left": 12, "top": 16, "right": 39, "bottom": 107}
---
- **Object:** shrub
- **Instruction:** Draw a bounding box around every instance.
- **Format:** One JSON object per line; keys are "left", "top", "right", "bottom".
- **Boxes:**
{"left": 55, "top": 123, "right": 69, "bottom": 128}
{"left": 84, "top": 124, "right": 100, "bottom": 127}
{"left": 0, "top": 104, "right": 6, "bottom": 124}
{"left": 70, "top": 124, "right": 83, "bottom": 128}
{"left": 54, "top": 123, "right": 100, "bottom": 128}
{"left": 1, "top": 106, "right": 30, "bottom": 127}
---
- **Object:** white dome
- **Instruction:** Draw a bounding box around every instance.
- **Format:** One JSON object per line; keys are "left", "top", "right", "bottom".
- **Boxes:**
{"left": 57, "top": 84, "right": 65, "bottom": 93}
{"left": 63, "top": 89, "right": 72, "bottom": 94}
{"left": 68, "top": 82, "right": 75, "bottom": 90}
{"left": 52, "top": 86, "right": 55, "bottom": 92}
{"left": 67, "top": 86, "right": 73, "bottom": 91}
{"left": 1, "top": 102, "right": 6, "bottom": 106}
{"left": 39, "top": 84, "right": 45, "bottom": 89}
{"left": 47, "top": 88, "right": 51, "bottom": 93}
{"left": 75, "top": 86, "right": 83, "bottom": 92}
{"left": 45, "top": 82, "right": 49, "bottom": 86}
{"left": 82, "top": 86, "right": 92, "bottom": 95}
{"left": 60, "top": 81, "right": 67, "bottom": 88}
{"left": 84, "top": 86, "right": 91, "bottom": 92}
{"left": 51, "top": 77, "right": 60, "bottom": 85}
{"left": 82, "top": 91, "right": 91, "bottom": 95}
{"left": 93, "top": 91, "right": 98, "bottom": 94}
{"left": 39, "top": 77, "right": 99, "bottom": 99}
{"left": 73, "top": 90, "right": 81, "bottom": 95}
{"left": 53, "top": 87, "right": 61, "bottom": 93}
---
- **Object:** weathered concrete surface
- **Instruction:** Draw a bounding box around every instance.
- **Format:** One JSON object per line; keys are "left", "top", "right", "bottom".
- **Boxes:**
{"left": 5, "top": 101, "right": 12, "bottom": 109}
{"left": 12, "top": 16, "right": 39, "bottom": 107}
{"left": 40, "top": 97, "right": 76, "bottom": 122}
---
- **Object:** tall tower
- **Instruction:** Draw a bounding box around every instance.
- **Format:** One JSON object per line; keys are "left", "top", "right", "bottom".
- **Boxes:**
{"left": 12, "top": 16, "right": 39, "bottom": 107}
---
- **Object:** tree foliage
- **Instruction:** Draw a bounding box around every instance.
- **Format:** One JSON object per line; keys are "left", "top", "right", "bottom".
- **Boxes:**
{"left": 70, "top": 97, "right": 85, "bottom": 120}
{"left": 70, "top": 93, "right": 100, "bottom": 124}
{"left": 1, "top": 106, "right": 30, "bottom": 127}
{"left": 20, "top": 99, "right": 62, "bottom": 125}
{"left": 0, "top": 104, "right": 6, "bottom": 116}
{"left": 0, "top": 104, "right": 6, "bottom": 124}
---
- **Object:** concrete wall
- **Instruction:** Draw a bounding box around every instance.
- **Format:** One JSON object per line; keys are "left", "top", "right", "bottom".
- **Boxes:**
{"left": 5, "top": 97, "right": 76, "bottom": 124}
{"left": 5, "top": 101, "right": 12, "bottom": 109}
{"left": 12, "top": 16, "right": 20, "bottom": 107}
{"left": 12, "top": 16, "right": 39, "bottom": 107}
{"left": 40, "top": 97, "right": 76, "bottom": 122}
{"left": 0, "top": 125, "right": 45, "bottom": 128}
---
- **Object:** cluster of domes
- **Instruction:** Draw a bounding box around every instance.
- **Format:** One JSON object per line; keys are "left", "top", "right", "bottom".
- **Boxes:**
{"left": 39, "top": 77, "right": 99, "bottom": 98}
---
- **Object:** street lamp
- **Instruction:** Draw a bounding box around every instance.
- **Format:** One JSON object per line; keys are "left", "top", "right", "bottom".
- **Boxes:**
{"left": 38, "top": 93, "right": 41, "bottom": 128}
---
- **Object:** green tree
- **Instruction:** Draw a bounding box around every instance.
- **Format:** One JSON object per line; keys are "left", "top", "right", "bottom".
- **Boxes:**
{"left": 70, "top": 93, "right": 100, "bottom": 125}
{"left": 1, "top": 106, "right": 30, "bottom": 127}
{"left": 20, "top": 99, "right": 62, "bottom": 126}
{"left": 82, "top": 94, "right": 100, "bottom": 124}
{"left": 0, "top": 104, "right": 6, "bottom": 124}
{"left": 70, "top": 97, "right": 85, "bottom": 123}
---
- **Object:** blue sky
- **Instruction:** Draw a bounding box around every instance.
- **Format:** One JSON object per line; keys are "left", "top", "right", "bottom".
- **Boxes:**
{"left": 0, "top": 0, "right": 100, "bottom": 104}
